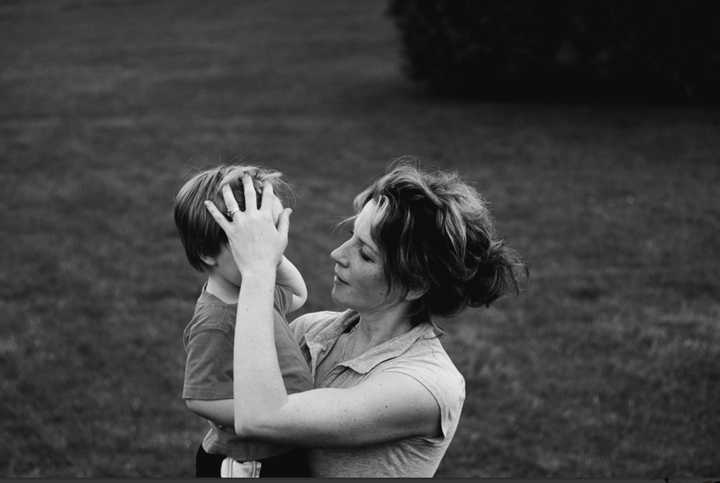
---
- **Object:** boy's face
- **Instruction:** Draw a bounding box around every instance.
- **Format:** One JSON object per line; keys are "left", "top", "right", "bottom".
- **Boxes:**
{"left": 211, "top": 244, "right": 243, "bottom": 289}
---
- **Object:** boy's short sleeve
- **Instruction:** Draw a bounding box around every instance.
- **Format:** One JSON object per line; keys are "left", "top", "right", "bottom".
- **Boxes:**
{"left": 274, "top": 284, "right": 293, "bottom": 315}
{"left": 183, "top": 327, "right": 234, "bottom": 400}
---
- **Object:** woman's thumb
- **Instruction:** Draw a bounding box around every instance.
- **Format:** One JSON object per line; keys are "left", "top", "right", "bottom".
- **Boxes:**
{"left": 276, "top": 208, "right": 292, "bottom": 237}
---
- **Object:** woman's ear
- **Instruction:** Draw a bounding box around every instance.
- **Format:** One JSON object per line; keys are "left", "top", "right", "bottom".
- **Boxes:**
{"left": 199, "top": 254, "right": 218, "bottom": 267}
{"left": 404, "top": 283, "right": 427, "bottom": 302}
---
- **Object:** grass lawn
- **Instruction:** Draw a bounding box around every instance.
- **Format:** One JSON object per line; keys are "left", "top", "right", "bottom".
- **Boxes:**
{"left": 1, "top": 0, "right": 719, "bottom": 477}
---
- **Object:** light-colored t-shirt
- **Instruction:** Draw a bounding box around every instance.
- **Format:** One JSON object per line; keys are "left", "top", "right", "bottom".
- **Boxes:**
{"left": 291, "top": 310, "right": 465, "bottom": 477}
{"left": 183, "top": 284, "right": 313, "bottom": 461}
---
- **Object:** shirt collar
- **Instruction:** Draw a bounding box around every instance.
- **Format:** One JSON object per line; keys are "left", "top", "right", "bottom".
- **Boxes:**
{"left": 306, "top": 310, "right": 436, "bottom": 375}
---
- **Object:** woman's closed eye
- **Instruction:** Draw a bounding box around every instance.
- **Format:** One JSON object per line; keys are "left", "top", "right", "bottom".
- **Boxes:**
{"left": 350, "top": 230, "right": 374, "bottom": 262}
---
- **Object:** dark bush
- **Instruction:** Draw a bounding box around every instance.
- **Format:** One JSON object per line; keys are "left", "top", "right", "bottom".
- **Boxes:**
{"left": 387, "top": 0, "right": 720, "bottom": 102}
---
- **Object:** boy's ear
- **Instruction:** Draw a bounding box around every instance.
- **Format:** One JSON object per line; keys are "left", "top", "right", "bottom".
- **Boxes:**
{"left": 199, "top": 254, "right": 218, "bottom": 267}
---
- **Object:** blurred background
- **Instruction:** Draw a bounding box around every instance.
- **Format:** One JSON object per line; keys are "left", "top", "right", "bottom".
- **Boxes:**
{"left": 1, "top": 0, "right": 718, "bottom": 477}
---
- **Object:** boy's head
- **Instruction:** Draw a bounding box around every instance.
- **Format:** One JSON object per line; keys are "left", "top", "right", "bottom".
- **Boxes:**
{"left": 174, "top": 164, "right": 290, "bottom": 272}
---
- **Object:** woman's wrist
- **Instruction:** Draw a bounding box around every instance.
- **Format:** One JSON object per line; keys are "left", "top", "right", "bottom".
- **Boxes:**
{"left": 232, "top": 253, "right": 282, "bottom": 278}
{"left": 240, "top": 265, "right": 279, "bottom": 285}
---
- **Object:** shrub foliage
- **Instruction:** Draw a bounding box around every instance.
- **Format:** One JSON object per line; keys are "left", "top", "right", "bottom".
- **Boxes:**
{"left": 387, "top": 0, "right": 720, "bottom": 102}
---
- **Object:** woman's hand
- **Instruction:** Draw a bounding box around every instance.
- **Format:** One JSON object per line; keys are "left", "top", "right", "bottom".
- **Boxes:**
{"left": 204, "top": 173, "right": 292, "bottom": 275}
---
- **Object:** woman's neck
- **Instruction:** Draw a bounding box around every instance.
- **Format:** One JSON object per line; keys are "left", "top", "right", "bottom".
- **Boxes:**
{"left": 354, "top": 303, "right": 415, "bottom": 350}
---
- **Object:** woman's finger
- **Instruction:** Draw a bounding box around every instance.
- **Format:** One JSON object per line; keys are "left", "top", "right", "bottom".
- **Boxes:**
{"left": 260, "top": 180, "right": 275, "bottom": 213}
{"left": 241, "top": 173, "right": 258, "bottom": 212}
{"left": 204, "top": 200, "right": 231, "bottom": 232}
{"left": 276, "top": 207, "right": 292, "bottom": 239}
{"left": 221, "top": 183, "right": 240, "bottom": 218}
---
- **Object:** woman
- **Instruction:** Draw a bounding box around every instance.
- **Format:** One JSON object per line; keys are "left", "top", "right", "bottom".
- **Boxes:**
{"left": 204, "top": 157, "right": 527, "bottom": 477}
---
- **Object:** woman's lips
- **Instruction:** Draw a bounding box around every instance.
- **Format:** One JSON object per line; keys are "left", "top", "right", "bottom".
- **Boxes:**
{"left": 334, "top": 273, "right": 348, "bottom": 285}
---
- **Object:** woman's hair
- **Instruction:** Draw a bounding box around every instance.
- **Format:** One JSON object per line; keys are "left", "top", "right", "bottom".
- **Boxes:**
{"left": 351, "top": 156, "right": 527, "bottom": 326}
{"left": 174, "top": 164, "right": 290, "bottom": 272}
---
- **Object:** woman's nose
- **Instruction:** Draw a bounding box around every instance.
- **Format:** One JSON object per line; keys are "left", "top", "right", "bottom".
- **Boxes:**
{"left": 331, "top": 242, "right": 348, "bottom": 267}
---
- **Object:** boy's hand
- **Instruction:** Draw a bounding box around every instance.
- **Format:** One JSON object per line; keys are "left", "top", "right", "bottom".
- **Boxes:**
{"left": 205, "top": 174, "right": 291, "bottom": 275}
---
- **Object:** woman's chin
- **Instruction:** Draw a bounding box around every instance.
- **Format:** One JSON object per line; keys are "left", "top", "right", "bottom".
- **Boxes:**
{"left": 330, "top": 287, "right": 348, "bottom": 308}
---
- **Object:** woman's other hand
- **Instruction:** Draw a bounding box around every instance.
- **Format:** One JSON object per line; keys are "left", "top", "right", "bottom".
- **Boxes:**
{"left": 204, "top": 173, "right": 291, "bottom": 275}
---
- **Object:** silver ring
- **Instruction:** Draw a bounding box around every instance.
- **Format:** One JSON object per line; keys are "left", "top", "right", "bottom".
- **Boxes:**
{"left": 227, "top": 208, "right": 241, "bottom": 219}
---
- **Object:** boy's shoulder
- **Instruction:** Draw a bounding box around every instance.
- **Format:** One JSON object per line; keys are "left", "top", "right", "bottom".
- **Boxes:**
{"left": 185, "top": 284, "right": 291, "bottom": 336}
{"left": 185, "top": 290, "right": 236, "bottom": 336}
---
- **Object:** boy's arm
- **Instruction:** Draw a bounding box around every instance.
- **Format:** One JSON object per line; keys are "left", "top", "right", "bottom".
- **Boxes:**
{"left": 275, "top": 256, "right": 307, "bottom": 313}
{"left": 186, "top": 399, "right": 234, "bottom": 428}
{"left": 184, "top": 327, "right": 236, "bottom": 429}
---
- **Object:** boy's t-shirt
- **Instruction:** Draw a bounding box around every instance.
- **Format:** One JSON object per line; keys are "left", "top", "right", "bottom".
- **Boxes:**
{"left": 183, "top": 283, "right": 313, "bottom": 461}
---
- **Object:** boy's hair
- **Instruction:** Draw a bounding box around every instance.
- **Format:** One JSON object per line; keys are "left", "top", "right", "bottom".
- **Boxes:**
{"left": 174, "top": 164, "right": 290, "bottom": 272}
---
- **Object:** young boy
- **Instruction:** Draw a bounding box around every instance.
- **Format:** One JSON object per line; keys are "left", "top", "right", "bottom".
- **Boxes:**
{"left": 174, "top": 165, "right": 313, "bottom": 477}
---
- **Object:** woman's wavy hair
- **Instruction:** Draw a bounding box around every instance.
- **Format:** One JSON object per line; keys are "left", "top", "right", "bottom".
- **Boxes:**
{"left": 351, "top": 156, "right": 527, "bottom": 327}
{"left": 174, "top": 164, "right": 291, "bottom": 272}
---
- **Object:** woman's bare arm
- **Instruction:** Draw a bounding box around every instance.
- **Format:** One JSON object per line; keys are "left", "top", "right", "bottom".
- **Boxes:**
{"left": 186, "top": 399, "right": 234, "bottom": 428}
{"left": 237, "top": 370, "right": 442, "bottom": 447}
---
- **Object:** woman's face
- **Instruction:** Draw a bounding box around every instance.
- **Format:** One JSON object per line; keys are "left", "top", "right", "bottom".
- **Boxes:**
{"left": 331, "top": 200, "right": 404, "bottom": 314}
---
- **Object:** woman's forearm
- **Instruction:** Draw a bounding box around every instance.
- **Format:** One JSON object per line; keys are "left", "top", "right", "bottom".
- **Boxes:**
{"left": 233, "top": 268, "right": 289, "bottom": 437}
{"left": 186, "top": 398, "right": 235, "bottom": 428}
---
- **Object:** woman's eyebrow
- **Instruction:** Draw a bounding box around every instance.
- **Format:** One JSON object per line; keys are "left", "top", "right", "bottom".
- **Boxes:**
{"left": 352, "top": 219, "right": 379, "bottom": 255}
{"left": 356, "top": 234, "right": 379, "bottom": 256}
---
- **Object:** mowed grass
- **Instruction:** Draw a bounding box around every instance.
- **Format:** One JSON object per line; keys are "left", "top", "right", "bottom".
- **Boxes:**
{"left": 1, "top": 0, "right": 719, "bottom": 477}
